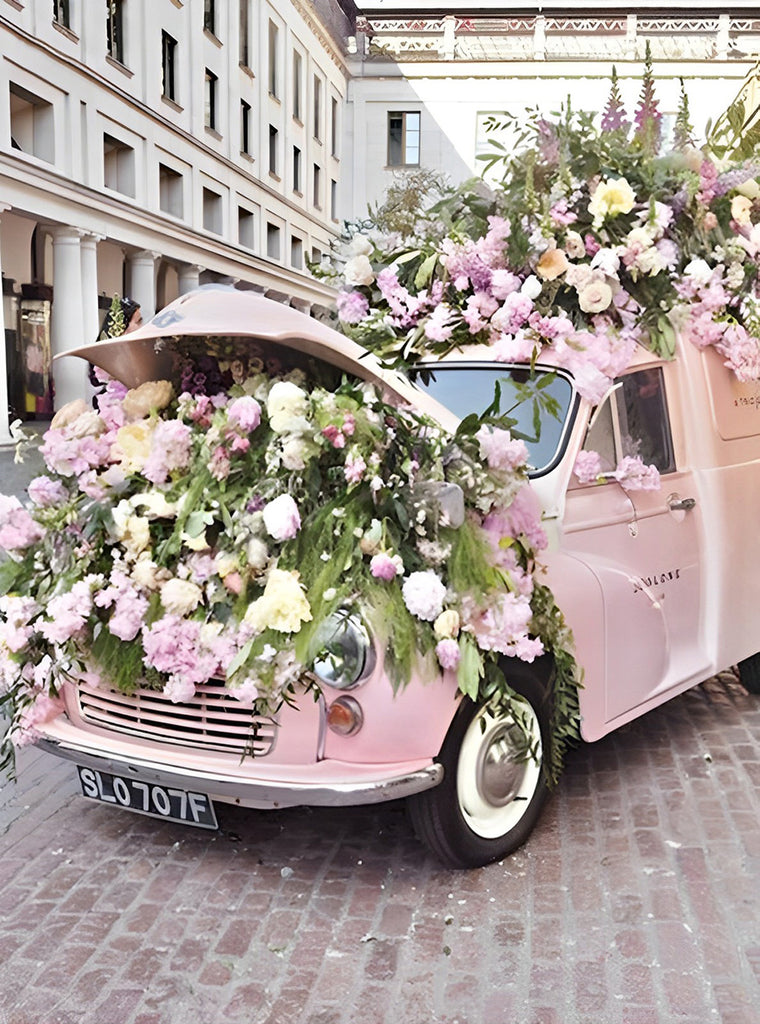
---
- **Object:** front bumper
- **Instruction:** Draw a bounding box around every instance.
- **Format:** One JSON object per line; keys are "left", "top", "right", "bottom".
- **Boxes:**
{"left": 36, "top": 734, "right": 444, "bottom": 809}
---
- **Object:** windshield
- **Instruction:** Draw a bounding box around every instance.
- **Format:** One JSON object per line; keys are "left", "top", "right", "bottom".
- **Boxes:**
{"left": 411, "top": 363, "right": 576, "bottom": 476}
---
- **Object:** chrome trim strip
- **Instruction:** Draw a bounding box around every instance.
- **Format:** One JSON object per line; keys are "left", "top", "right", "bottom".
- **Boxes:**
{"left": 36, "top": 737, "right": 444, "bottom": 808}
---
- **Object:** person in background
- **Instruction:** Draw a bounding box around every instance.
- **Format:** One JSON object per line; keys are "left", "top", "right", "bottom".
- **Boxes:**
{"left": 89, "top": 295, "right": 143, "bottom": 397}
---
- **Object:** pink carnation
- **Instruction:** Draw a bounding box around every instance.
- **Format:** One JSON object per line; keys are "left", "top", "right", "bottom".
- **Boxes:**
{"left": 614, "top": 456, "right": 661, "bottom": 492}
{"left": 143, "top": 419, "right": 193, "bottom": 485}
{"left": 476, "top": 426, "right": 528, "bottom": 472}
{"left": 27, "top": 476, "right": 67, "bottom": 507}
{"left": 0, "top": 496, "right": 45, "bottom": 551}
{"left": 574, "top": 450, "right": 603, "bottom": 484}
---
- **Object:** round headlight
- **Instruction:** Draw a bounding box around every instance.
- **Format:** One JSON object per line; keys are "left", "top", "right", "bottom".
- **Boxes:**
{"left": 311, "top": 612, "right": 375, "bottom": 690}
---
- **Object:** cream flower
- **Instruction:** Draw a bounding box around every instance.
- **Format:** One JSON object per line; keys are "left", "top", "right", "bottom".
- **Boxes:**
{"left": 67, "top": 411, "right": 106, "bottom": 439}
{"left": 131, "top": 556, "right": 167, "bottom": 591}
{"left": 536, "top": 245, "right": 569, "bottom": 281}
{"left": 51, "top": 399, "right": 89, "bottom": 431}
{"left": 588, "top": 177, "right": 636, "bottom": 226}
{"left": 564, "top": 231, "right": 586, "bottom": 259}
{"left": 348, "top": 233, "right": 374, "bottom": 257}
{"left": 160, "top": 578, "right": 203, "bottom": 616}
{"left": 434, "top": 609, "right": 461, "bottom": 640}
{"left": 731, "top": 194, "right": 753, "bottom": 226}
{"left": 343, "top": 254, "right": 375, "bottom": 287}
{"left": 266, "top": 381, "right": 310, "bottom": 434}
{"left": 244, "top": 569, "right": 312, "bottom": 634}
{"left": 578, "top": 280, "right": 613, "bottom": 314}
{"left": 131, "top": 492, "right": 177, "bottom": 518}
{"left": 111, "top": 421, "right": 155, "bottom": 474}
{"left": 118, "top": 514, "right": 150, "bottom": 556}
{"left": 122, "top": 380, "right": 173, "bottom": 420}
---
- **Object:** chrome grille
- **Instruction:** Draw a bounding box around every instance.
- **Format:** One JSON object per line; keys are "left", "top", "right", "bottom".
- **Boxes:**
{"left": 76, "top": 679, "right": 277, "bottom": 756}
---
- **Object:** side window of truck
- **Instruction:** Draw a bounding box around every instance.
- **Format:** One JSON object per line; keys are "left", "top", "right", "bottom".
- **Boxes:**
{"left": 582, "top": 367, "right": 676, "bottom": 474}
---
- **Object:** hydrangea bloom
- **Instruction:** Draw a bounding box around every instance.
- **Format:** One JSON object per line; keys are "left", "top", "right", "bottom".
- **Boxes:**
{"left": 402, "top": 571, "right": 447, "bottom": 621}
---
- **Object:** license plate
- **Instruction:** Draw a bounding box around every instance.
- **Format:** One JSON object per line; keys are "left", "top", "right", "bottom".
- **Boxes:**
{"left": 77, "top": 766, "right": 218, "bottom": 830}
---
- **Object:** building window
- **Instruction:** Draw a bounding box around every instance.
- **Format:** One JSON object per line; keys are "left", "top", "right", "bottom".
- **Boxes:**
{"left": 331, "top": 178, "right": 337, "bottom": 221}
{"left": 331, "top": 96, "right": 338, "bottom": 157}
{"left": 268, "top": 124, "right": 278, "bottom": 176}
{"left": 159, "top": 163, "right": 183, "bottom": 218}
{"left": 313, "top": 75, "right": 322, "bottom": 141}
{"left": 106, "top": 0, "right": 124, "bottom": 64}
{"left": 103, "top": 132, "right": 135, "bottom": 197}
{"left": 291, "top": 236, "right": 303, "bottom": 270}
{"left": 266, "top": 222, "right": 281, "bottom": 260}
{"left": 204, "top": 69, "right": 217, "bottom": 131}
{"left": 203, "top": 186, "right": 222, "bottom": 234}
{"left": 9, "top": 83, "right": 54, "bottom": 163}
{"left": 293, "top": 51, "right": 302, "bottom": 122}
{"left": 238, "top": 206, "right": 254, "bottom": 248}
{"left": 241, "top": 100, "right": 251, "bottom": 155}
{"left": 293, "top": 145, "right": 301, "bottom": 193}
{"left": 203, "top": 0, "right": 215, "bottom": 35}
{"left": 313, "top": 163, "right": 321, "bottom": 208}
{"left": 388, "top": 111, "right": 420, "bottom": 167}
{"left": 311, "top": 246, "right": 322, "bottom": 265}
{"left": 162, "top": 31, "right": 177, "bottom": 102}
{"left": 53, "top": 0, "right": 70, "bottom": 29}
{"left": 239, "top": 0, "right": 250, "bottom": 67}
{"left": 268, "top": 21, "right": 279, "bottom": 98}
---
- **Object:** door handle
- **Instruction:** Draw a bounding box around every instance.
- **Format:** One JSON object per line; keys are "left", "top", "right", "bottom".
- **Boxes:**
{"left": 667, "top": 496, "right": 696, "bottom": 512}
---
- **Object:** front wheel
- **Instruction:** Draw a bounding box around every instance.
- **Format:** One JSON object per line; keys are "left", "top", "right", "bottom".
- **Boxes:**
{"left": 737, "top": 653, "right": 760, "bottom": 694}
{"left": 407, "top": 681, "right": 550, "bottom": 868}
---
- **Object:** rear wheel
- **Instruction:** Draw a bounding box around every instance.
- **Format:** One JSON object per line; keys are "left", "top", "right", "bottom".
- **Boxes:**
{"left": 407, "top": 678, "right": 550, "bottom": 868}
{"left": 737, "top": 653, "right": 760, "bottom": 694}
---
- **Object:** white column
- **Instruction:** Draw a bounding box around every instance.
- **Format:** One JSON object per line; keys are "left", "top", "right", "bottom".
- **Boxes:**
{"left": 80, "top": 233, "right": 104, "bottom": 344}
{"left": 717, "top": 14, "right": 730, "bottom": 61}
{"left": 0, "top": 204, "right": 14, "bottom": 445}
{"left": 440, "top": 15, "right": 455, "bottom": 60}
{"left": 533, "top": 15, "right": 546, "bottom": 61}
{"left": 51, "top": 226, "right": 88, "bottom": 409}
{"left": 127, "top": 249, "right": 160, "bottom": 320}
{"left": 626, "top": 14, "right": 637, "bottom": 61}
{"left": 178, "top": 263, "right": 203, "bottom": 295}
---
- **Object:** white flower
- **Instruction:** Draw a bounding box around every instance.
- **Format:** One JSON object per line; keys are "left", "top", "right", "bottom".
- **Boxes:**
{"left": 348, "top": 233, "right": 374, "bottom": 257}
{"left": 590, "top": 248, "right": 621, "bottom": 277}
{"left": 402, "top": 571, "right": 447, "bottom": 622}
{"left": 343, "top": 254, "right": 375, "bottom": 287}
{"left": 577, "top": 280, "right": 613, "bottom": 314}
{"left": 520, "top": 275, "right": 543, "bottom": 300}
{"left": 433, "top": 609, "right": 460, "bottom": 640}
{"left": 684, "top": 258, "right": 713, "bottom": 288}
{"left": 280, "top": 435, "right": 308, "bottom": 470}
{"left": 246, "top": 538, "right": 270, "bottom": 572}
{"left": 262, "top": 493, "right": 301, "bottom": 541}
{"left": 266, "top": 381, "right": 310, "bottom": 434}
{"left": 160, "top": 578, "right": 203, "bottom": 616}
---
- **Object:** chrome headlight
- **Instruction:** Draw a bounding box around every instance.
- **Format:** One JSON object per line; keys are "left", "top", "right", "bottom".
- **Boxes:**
{"left": 311, "top": 612, "right": 375, "bottom": 690}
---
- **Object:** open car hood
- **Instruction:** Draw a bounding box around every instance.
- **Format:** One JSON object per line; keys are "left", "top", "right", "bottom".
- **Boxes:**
{"left": 57, "top": 285, "right": 459, "bottom": 432}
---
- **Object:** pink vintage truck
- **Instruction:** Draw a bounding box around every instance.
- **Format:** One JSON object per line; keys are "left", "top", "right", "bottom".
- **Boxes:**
{"left": 28, "top": 287, "right": 760, "bottom": 868}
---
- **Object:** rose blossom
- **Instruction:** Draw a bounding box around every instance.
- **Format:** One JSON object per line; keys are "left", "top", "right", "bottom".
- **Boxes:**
{"left": 402, "top": 571, "right": 447, "bottom": 622}
{"left": 262, "top": 493, "right": 301, "bottom": 541}
{"left": 536, "top": 245, "right": 569, "bottom": 281}
{"left": 343, "top": 254, "right": 375, "bottom": 287}
{"left": 434, "top": 609, "right": 460, "bottom": 640}
{"left": 578, "top": 280, "right": 613, "bottom": 314}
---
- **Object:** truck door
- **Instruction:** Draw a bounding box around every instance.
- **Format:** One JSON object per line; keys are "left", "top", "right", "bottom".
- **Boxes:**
{"left": 560, "top": 365, "right": 710, "bottom": 733}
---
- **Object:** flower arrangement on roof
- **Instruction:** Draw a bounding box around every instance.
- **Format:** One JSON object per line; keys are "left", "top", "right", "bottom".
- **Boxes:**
{"left": 324, "top": 51, "right": 760, "bottom": 401}
{"left": 0, "top": 354, "right": 581, "bottom": 784}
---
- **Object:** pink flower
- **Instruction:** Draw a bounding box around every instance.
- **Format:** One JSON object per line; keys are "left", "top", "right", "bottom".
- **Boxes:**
{"left": 344, "top": 453, "right": 367, "bottom": 484}
{"left": 227, "top": 396, "right": 262, "bottom": 432}
{"left": 402, "top": 571, "right": 447, "bottom": 621}
{"left": 574, "top": 450, "right": 603, "bottom": 484}
{"left": 0, "top": 496, "right": 45, "bottom": 551}
{"left": 262, "top": 493, "right": 301, "bottom": 541}
{"left": 27, "top": 476, "right": 67, "bottom": 507}
{"left": 476, "top": 426, "right": 528, "bottom": 471}
{"left": 370, "top": 552, "right": 402, "bottom": 581}
{"left": 322, "top": 425, "right": 346, "bottom": 449}
{"left": 337, "top": 290, "right": 370, "bottom": 324}
{"left": 11, "top": 692, "right": 65, "bottom": 748}
{"left": 435, "top": 639, "right": 461, "bottom": 671}
{"left": 40, "top": 580, "right": 95, "bottom": 643}
{"left": 614, "top": 456, "right": 661, "bottom": 492}
{"left": 209, "top": 446, "right": 231, "bottom": 481}
{"left": 143, "top": 420, "right": 193, "bottom": 485}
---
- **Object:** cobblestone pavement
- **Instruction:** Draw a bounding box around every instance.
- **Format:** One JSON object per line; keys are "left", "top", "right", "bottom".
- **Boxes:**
{"left": 0, "top": 671, "right": 758, "bottom": 1024}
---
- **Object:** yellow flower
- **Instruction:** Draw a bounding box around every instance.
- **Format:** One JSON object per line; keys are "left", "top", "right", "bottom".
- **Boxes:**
{"left": 111, "top": 421, "right": 155, "bottom": 474}
{"left": 434, "top": 609, "right": 460, "bottom": 640}
{"left": 536, "top": 245, "right": 569, "bottom": 281}
{"left": 122, "top": 380, "right": 173, "bottom": 420}
{"left": 588, "top": 177, "right": 636, "bottom": 226}
{"left": 245, "top": 569, "right": 312, "bottom": 634}
{"left": 160, "top": 578, "right": 203, "bottom": 616}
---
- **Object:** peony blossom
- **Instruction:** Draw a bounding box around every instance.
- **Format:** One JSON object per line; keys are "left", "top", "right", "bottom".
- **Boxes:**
{"left": 245, "top": 568, "right": 312, "bottom": 633}
{"left": 402, "top": 571, "right": 447, "bottom": 622}
{"left": 435, "top": 639, "right": 461, "bottom": 671}
{"left": 267, "top": 381, "right": 310, "bottom": 434}
{"left": 262, "top": 493, "right": 301, "bottom": 541}
{"left": 370, "top": 552, "right": 404, "bottom": 581}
